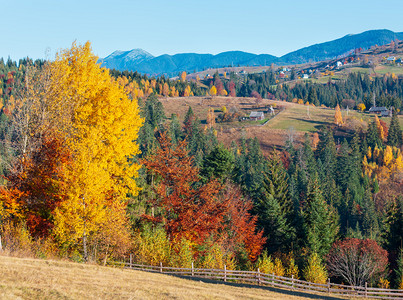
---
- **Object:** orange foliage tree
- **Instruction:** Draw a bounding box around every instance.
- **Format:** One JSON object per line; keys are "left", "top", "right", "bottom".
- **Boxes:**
{"left": 209, "top": 85, "right": 217, "bottom": 97}
{"left": 180, "top": 71, "right": 187, "bottom": 82}
{"left": 334, "top": 104, "right": 343, "bottom": 126}
{"left": 0, "top": 134, "right": 71, "bottom": 237}
{"left": 141, "top": 133, "right": 264, "bottom": 261}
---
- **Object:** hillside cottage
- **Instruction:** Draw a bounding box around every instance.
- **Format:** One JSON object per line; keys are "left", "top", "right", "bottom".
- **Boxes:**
{"left": 249, "top": 111, "right": 265, "bottom": 121}
{"left": 369, "top": 106, "right": 389, "bottom": 115}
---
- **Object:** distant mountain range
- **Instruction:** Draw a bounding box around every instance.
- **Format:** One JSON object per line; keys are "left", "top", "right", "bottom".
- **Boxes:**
{"left": 101, "top": 29, "right": 403, "bottom": 76}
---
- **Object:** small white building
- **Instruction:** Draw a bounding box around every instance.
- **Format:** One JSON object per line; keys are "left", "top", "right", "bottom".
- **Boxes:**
{"left": 336, "top": 61, "right": 343, "bottom": 68}
{"left": 302, "top": 74, "right": 309, "bottom": 79}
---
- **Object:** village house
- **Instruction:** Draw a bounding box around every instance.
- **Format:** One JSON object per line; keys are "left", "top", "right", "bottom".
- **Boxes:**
{"left": 369, "top": 106, "right": 389, "bottom": 115}
{"left": 249, "top": 111, "right": 265, "bottom": 121}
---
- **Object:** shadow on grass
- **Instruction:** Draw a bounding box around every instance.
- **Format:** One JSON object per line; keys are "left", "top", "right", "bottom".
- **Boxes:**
{"left": 291, "top": 117, "right": 329, "bottom": 126}
{"left": 169, "top": 274, "right": 346, "bottom": 300}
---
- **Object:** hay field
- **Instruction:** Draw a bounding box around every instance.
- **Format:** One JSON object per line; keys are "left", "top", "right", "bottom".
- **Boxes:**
{"left": 0, "top": 255, "right": 343, "bottom": 300}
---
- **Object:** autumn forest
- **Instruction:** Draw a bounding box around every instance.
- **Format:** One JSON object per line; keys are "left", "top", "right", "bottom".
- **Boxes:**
{"left": 0, "top": 42, "right": 403, "bottom": 291}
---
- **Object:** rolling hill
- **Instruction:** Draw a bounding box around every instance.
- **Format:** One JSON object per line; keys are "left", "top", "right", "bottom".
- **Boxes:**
{"left": 101, "top": 29, "right": 403, "bottom": 76}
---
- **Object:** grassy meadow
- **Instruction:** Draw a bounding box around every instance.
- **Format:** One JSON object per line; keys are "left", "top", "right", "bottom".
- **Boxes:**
{"left": 0, "top": 255, "right": 344, "bottom": 300}
{"left": 159, "top": 96, "right": 402, "bottom": 155}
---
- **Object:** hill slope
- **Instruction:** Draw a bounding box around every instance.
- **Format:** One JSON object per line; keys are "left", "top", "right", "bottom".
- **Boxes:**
{"left": 279, "top": 29, "right": 403, "bottom": 64}
{"left": 101, "top": 29, "right": 403, "bottom": 75}
{"left": 0, "top": 255, "right": 325, "bottom": 299}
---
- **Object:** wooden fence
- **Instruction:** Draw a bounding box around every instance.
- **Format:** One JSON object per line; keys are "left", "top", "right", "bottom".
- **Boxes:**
{"left": 109, "top": 259, "right": 403, "bottom": 299}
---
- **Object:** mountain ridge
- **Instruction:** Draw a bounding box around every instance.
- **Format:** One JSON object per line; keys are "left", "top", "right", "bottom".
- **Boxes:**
{"left": 101, "top": 29, "right": 403, "bottom": 76}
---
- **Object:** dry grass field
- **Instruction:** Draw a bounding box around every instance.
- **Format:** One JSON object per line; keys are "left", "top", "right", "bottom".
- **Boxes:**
{"left": 0, "top": 255, "right": 347, "bottom": 300}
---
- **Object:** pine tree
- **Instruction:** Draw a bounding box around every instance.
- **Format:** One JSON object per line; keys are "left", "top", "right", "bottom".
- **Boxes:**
{"left": 303, "top": 177, "right": 339, "bottom": 257}
{"left": 255, "top": 154, "right": 296, "bottom": 253}
{"left": 361, "top": 188, "right": 380, "bottom": 241}
{"left": 183, "top": 106, "right": 195, "bottom": 137}
{"left": 387, "top": 109, "right": 402, "bottom": 148}
{"left": 308, "top": 86, "right": 319, "bottom": 106}
{"left": 200, "top": 144, "right": 234, "bottom": 183}
{"left": 367, "top": 118, "right": 383, "bottom": 149}
{"left": 143, "top": 94, "right": 165, "bottom": 129}
{"left": 233, "top": 138, "right": 266, "bottom": 201}
{"left": 384, "top": 197, "right": 403, "bottom": 256}
{"left": 169, "top": 113, "right": 182, "bottom": 144}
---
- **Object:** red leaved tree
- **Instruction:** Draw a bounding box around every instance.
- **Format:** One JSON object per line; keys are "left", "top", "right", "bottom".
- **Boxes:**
{"left": 219, "top": 183, "right": 265, "bottom": 261}
{"left": 1, "top": 133, "right": 71, "bottom": 237}
{"left": 228, "top": 81, "right": 236, "bottom": 97}
{"left": 327, "top": 238, "right": 388, "bottom": 286}
{"left": 141, "top": 133, "right": 265, "bottom": 261}
{"left": 141, "top": 133, "right": 225, "bottom": 245}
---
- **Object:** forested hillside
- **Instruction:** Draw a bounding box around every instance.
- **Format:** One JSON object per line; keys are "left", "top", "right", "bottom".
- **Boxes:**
{"left": 0, "top": 42, "right": 402, "bottom": 291}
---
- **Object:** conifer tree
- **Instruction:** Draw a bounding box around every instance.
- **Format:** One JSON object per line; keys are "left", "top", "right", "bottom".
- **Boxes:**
{"left": 367, "top": 118, "right": 383, "bottom": 149}
{"left": 303, "top": 176, "right": 339, "bottom": 257}
{"left": 361, "top": 188, "right": 380, "bottom": 241}
{"left": 384, "top": 197, "right": 403, "bottom": 257}
{"left": 387, "top": 109, "right": 402, "bottom": 148}
{"left": 183, "top": 106, "right": 195, "bottom": 137}
{"left": 308, "top": 86, "right": 319, "bottom": 106}
{"left": 200, "top": 144, "right": 234, "bottom": 183}
{"left": 255, "top": 154, "right": 296, "bottom": 253}
{"left": 169, "top": 113, "right": 182, "bottom": 144}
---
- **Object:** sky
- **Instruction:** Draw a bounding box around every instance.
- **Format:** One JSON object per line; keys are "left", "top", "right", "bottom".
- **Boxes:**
{"left": 2, "top": 0, "right": 403, "bottom": 61}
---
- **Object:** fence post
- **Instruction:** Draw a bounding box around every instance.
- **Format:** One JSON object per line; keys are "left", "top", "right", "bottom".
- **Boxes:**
{"left": 257, "top": 268, "right": 261, "bottom": 286}
{"left": 272, "top": 273, "right": 274, "bottom": 285}
{"left": 365, "top": 282, "right": 367, "bottom": 298}
{"left": 292, "top": 275, "right": 294, "bottom": 290}
{"left": 160, "top": 262, "right": 163, "bottom": 273}
{"left": 327, "top": 278, "right": 330, "bottom": 294}
{"left": 129, "top": 254, "right": 133, "bottom": 268}
{"left": 224, "top": 265, "right": 227, "bottom": 282}
{"left": 191, "top": 262, "right": 194, "bottom": 276}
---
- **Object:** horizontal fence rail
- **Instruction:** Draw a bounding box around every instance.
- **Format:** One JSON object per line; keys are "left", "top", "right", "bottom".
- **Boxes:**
{"left": 108, "top": 259, "right": 403, "bottom": 299}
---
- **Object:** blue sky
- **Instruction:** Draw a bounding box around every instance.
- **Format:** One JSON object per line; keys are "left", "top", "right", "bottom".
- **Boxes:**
{"left": 2, "top": 0, "right": 403, "bottom": 60}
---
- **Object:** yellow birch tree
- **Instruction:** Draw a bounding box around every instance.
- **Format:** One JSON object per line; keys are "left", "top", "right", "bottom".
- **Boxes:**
{"left": 334, "top": 104, "right": 343, "bottom": 126}
{"left": 47, "top": 42, "right": 143, "bottom": 259}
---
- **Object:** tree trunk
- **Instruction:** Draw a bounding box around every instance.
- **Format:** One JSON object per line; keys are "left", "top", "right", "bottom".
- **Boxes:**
{"left": 83, "top": 229, "right": 88, "bottom": 262}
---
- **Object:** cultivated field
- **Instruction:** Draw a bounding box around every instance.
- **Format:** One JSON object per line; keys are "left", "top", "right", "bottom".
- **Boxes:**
{"left": 0, "top": 255, "right": 343, "bottom": 300}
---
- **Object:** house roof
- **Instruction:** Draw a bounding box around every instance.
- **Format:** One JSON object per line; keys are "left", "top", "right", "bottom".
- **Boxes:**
{"left": 369, "top": 106, "right": 388, "bottom": 112}
{"left": 249, "top": 111, "right": 264, "bottom": 118}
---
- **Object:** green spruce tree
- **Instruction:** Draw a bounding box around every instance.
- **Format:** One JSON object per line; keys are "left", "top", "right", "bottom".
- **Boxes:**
{"left": 387, "top": 109, "right": 402, "bottom": 148}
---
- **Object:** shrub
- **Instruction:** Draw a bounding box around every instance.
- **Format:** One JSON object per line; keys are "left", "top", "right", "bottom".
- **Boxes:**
{"left": 170, "top": 237, "right": 194, "bottom": 268}
{"left": 303, "top": 252, "right": 328, "bottom": 284}
{"left": 327, "top": 238, "right": 388, "bottom": 286}
{"left": 133, "top": 225, "right": 170, "bottom": 266}
{"left": 0, "top": 221, "right": 34, "bottom": 257}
